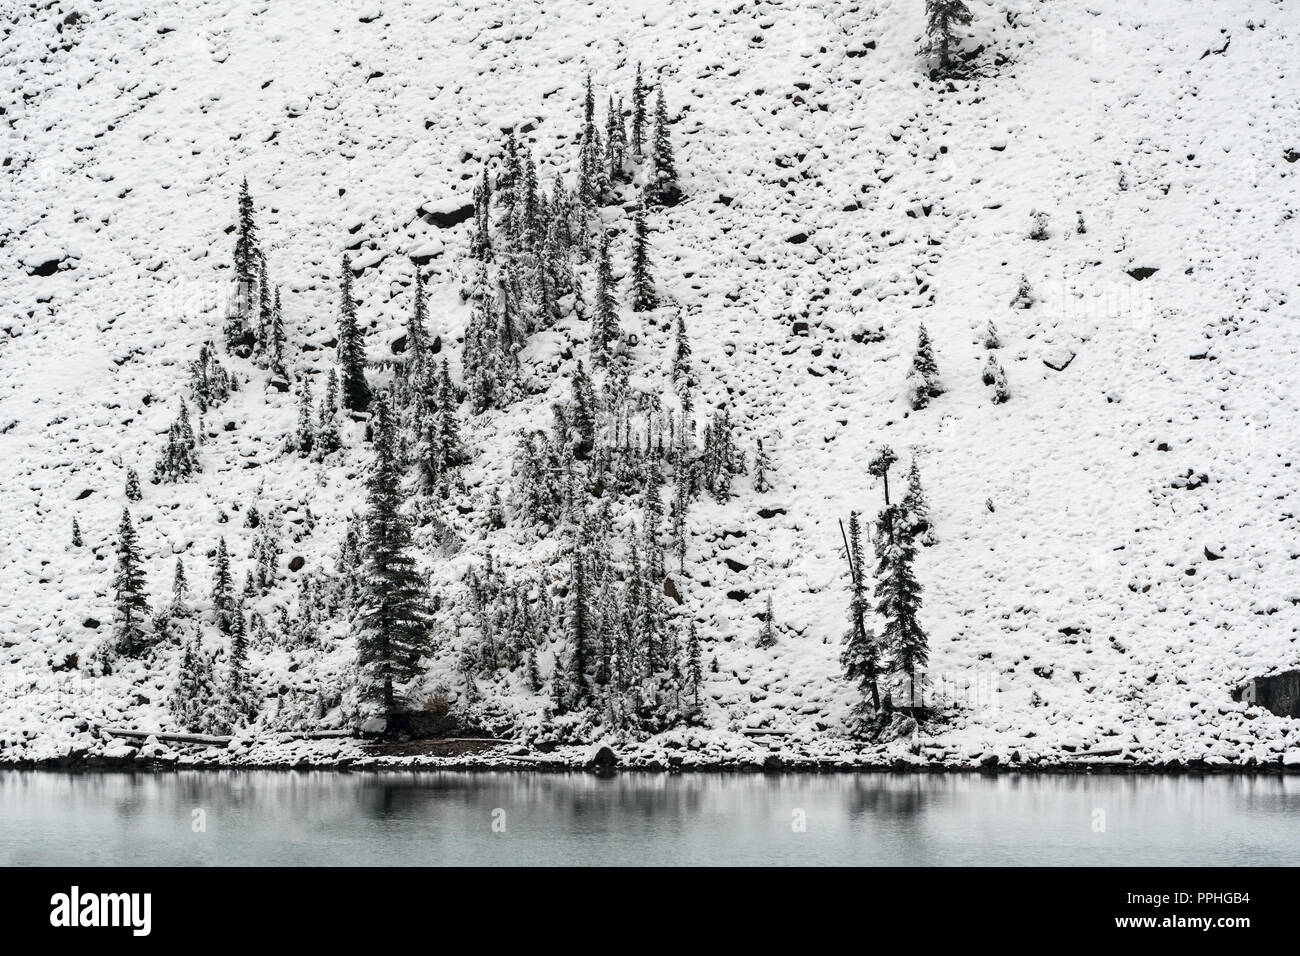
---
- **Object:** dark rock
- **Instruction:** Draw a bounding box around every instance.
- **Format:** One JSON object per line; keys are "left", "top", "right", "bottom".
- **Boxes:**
{"left": 82, "top": 618, "right": 99, "bottom": 629}
{"left": 1126, "top": 267, "right": 1159, "bottom": 281}
{"left": 419, "top": 201, "right": 474, "bottom": 228}
{"left": 663, "top": 577, "right": 682, "bottom": 605}
{"left": 288, "top": 555, "right": 305, "bottom": 572}
{"left": 75, "top": 488, "right": 94, "bottom": 500}
{"left": 585, "top": 744, "right": 619, "bottom": 770}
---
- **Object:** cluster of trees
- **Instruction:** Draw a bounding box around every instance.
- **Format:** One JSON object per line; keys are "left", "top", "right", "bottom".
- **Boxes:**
{"left": 224, "top": 178, "right": 287, "bottom": 377}
{"left": 102, "top": 68, "right": 792, "bottom": 739}
{"left": 461, "top": 69, "right": 679, "bottom": 414}
{"left": 841, "top": 447, "right": 934, "bottom": 727}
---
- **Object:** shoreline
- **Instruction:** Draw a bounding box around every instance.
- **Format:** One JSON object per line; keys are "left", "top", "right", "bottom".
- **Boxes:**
{"left": 4, "top": 753, "right": 1299, "bottom": 775}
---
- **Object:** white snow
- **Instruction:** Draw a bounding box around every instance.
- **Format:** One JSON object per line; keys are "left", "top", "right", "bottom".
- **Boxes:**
{"left": 1, "top": 0, "right": 1298, "bottom": 768}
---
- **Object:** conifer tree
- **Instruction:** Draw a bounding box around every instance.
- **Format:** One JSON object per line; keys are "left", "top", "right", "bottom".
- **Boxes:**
{"left": 225, "top": 604, "right": 254, "bottom": 726}
{"left": 983, "top": 318, "right": 1001, "bottom": 350}
{"left": 685, "top": 622, "right": 702, "bottom": 708}
{"left": 356, "top": 399, "right": 433, "bottom": 720}
{"left": 267, "top": 287, "right": 287, "bottom": 377}
{"left": 649, "top": 87, "right": 678, "bottom": 205}
{"left": 125, "top": 467, "right": 142, "bottom": 502}
{"left": 907, "top": 323, "right": 943, "bottom": 410}
{"left": 605, "top": 95, "right": 627, "bottom": 180}
{"left": 170, "top": 556, "right": 190, "bottom": 617}
{"left": 295, "top": 378, "right": 315, "bottom": 457}
{"left": 337, "top": 255, "right": 372, "bottom": 411}
{"left": 170, "top": 637, "right": 219, "bottom": 733}
{"left": 875, "top": 501, "right": 927, "bottom": 708}
{"left": 591, "top": 231, "right": 620, "bottom": 364}
{"left": 566, "top": 540, "right": 592, "bottom": 709}
{"left": 228, "top": 177, "right": 260, "bottom": 350}
{"left": 435, "top": 358, "right": 464, "bottom": 471}
{"left": 631, "top": 63, "right": 648, "bottom": 159}
{"left": 671, "top": 311, "right": 695, "bottom": 421}
{"left": 902, "top": 456, "right": 936, "bottom": 546}
{"left": 757, "top": 594, "right": 777, "bottom": 648}
{"left": 316, "top": 369, "right": 342, "bottom": 456}
{"left": 753, "top": 438, "right": 772, "bottom": 492}
{"left": 211, "top": 537, "right": 234, "bottom": 632}
{"left": 840, "top": 511, "right": 881, "bottom": 711}
{"left": 470, "top": 167, "right": 493, "bottom": 262}
{"left": 569, "top": 362, "right": 597, "bottom": 459}
{"left": 990, "top": 359, "right": 1010, "bottom": 405}
{"left": 925, "top": 0, "right": 974, "bottom": 72}
{"left": 111, "top": 508, "right": 152, "bottom": 657}
{"left": 153, "top": 400, "right": 201, "bottom": 483}
{"left": 630, "top": 205, "right": 657, "bottom": 312}
{"left": 255, "top": 258, "right": 272, "bottom": 356}
{"left": 71, "top": 516, "right": 83, "bottom": 548}
{"left": 407, "top": 266, "right": 428, "bottom": 369}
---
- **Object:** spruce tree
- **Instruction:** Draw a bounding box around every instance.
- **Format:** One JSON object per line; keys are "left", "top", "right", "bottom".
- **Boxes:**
{"left": 925, "top": 0, "right": 974, "bottom": 72}
{"left": 337, "top": 254, "right": 372, "bottom": 411}
{"left": 407, "top": 266, "right": 428, "bottom": 369}
{"left": 757, "top": 594, "right": 777, "bottom": 648}
{"left": 875, "top": 501, "right": 927, "bottom": 708}
{"left": 631, "top": 63, "right": 648, "bottom": 159}
{"left": 71, "top": 516, "right": 83, "bottom": 548}
{"left": 470, "top": 167, "right": 493, "bottom": 262}
{"left": 630, "top": 205, "right": 657, "bottom": 312}
{"left": 255, "top": 258, "right": 272, "bottom": 356}
{"left": 316, "top": 369, "right": 342, "bottom": 456}
{"left": 685, "top": 622, "right": 702, "bottom": 708}
{"left": 591, "top": 231, "right": 619, "bottom": 363}
{"left": 228, "top": 177, "right": 259, "bottom": 350}
{"left": 170, "top": 556, "right": 190, "bottom": 617}
{"left": 753, "top": 438, "right": 772, "bottom": 492}
{"left": 211, "top": 537, "right": 234, "bottom": 632}
{"left": 566, "top": 540, "right": 592, "bottom": 709}
{"left": 907, "top": 323, "right": 943, "bottom": 410}
{"left": 983, "top": 318, "right": 1001, "bottom": 350}
{"left": 649, "top": 87, "right": 678, "bottom": 205}
{"left": 225, "top": 604, "right": 254, "bottom": 726}
{"left": 356, "top": 398, "right": 433, "bottom": 720}
{"left": 569, "top": 361, "right": 597, "bottom": 459}
{"left": 840, "top": 511, "right": 881, "bottom": 711}
{"left": 111, "top": 508, "right": 152, "bottom": 657}
{"left": 990, "top": 359, "right": 1011, "bottom": 405}
{"left": 671, "top": 311, "right": 695, "bottom": 420}
{"left": 267, "top": 287, "right": 287, "bottom": 377}
{"left": 125, "top": 467, "right": 142, "bottom": 502}
{"left": 295, "top": 378, "right": 315, "bottom": 457}
{"left": 902, "top": 456, "right": 936, "bottom": 546}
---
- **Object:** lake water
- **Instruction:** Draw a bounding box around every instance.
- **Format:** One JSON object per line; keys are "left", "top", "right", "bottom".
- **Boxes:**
{"left": 1, "top": 770, "right": 1297, "bottom": 866}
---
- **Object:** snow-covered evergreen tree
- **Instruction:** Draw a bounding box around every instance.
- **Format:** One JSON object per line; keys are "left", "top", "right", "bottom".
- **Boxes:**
{"left": 124, "top": 467, "right": 142, "bottom": 502}
{"left": 227, "top": 177, "right": 260, "bottom": 351}
{"left": 111, "top": 507, "right": 152, "bottom": 657}
{"left": 211, "top": 537, "right": 234, "bottom": 632}
{"left": 630, "top": 205, "right": 657, "bottom": 312}
{"left": 840, "top": 510, "right": 881, "bottom": 712}
{"left": 757, "top": 594, "right": 777, "bottom": 648}
{"left": 355, "top": 399, "right": 433, "bottom": 720}
{"left": 925, "top": 0, "right": 974, "bottom": 73}
{"left": 906, "top": 323, "right": 944, "bottom": 410}
{"left": 649, "top": 87, "right": 679, "bottom": 205}
{"left": 337, "top": 254, "right": 372, "bottom": 412}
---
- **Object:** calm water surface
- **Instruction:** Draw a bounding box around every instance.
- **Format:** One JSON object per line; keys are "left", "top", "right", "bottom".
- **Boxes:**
{"left": 1, "top": 770, "right": 1296, "bottom": 865}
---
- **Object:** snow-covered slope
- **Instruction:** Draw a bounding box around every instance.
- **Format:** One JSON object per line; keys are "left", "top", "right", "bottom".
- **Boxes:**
{"left": 2, "top": 0, "right": 1298, "bottom": 766}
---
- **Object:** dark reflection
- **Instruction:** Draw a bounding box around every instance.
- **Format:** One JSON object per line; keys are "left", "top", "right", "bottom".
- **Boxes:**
{"left": 2, "top": 770, "right": 1298, "bottom": 866}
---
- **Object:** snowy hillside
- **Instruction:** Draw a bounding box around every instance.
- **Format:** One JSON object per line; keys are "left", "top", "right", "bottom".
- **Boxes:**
{"left": 2, "top": 0, "right": 1299, "bottom": 768}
